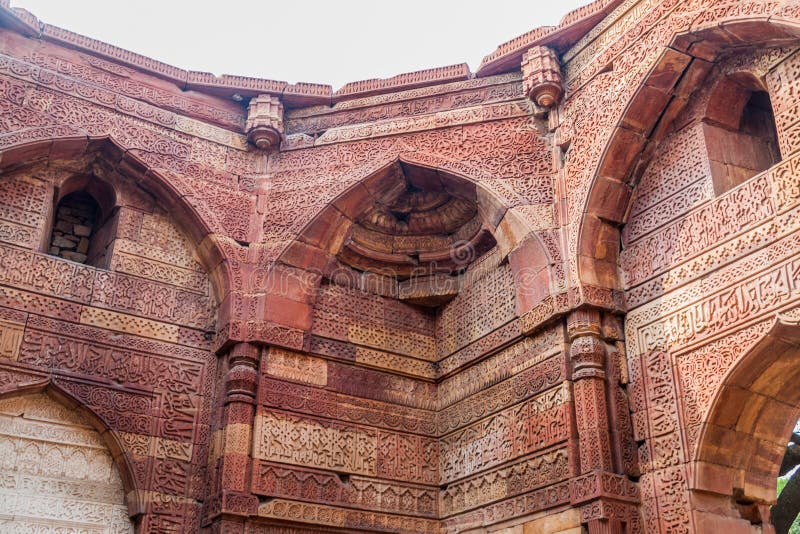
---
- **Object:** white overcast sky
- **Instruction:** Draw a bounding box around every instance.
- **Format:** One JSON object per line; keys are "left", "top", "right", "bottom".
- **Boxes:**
{"left": 12, "top": 1, "right": 589, "bottom": 90}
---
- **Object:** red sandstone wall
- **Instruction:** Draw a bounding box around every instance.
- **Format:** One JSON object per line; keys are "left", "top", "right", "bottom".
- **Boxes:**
{"left": 620, "top": 47, "right": 800, "bottom": 532}
{"left": 0, "top": 155, "right": 218, "bottom": 530}
{"left": 0, "top": 0, "right": 799, "bottom": 532}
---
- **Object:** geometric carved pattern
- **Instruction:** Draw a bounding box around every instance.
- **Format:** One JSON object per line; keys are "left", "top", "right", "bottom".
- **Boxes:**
{"left": 311, "top": 284, "right": 436, "bottom": 360}
{"left": 0, "top": 1, "right": 798, "bottom": 531}
{"left": 436, "top": 263, "right": 517, "bottom": 357}
{"left": 253, "top": 410, "right": 378, "bottom": 477}
{"left": 264, "top": 347, "right": 327, "bottom": 386}
{"left": 439, "top": 384, "right": 570, "bottom": 482}
{"left": 253, "top": 409, "right": 436, "bottom": 485}
{"left": 440, "top": 447, "right": 570, "bottom": 517}
{"left": 252, "top": 461, "right": 438, "bottom": 518}
{"left": 768, "top": 49, "right": 800, "bottom": 157}
{"left": 0, "top": 318, "right": 24, "bottom": 360}
{"left": 0, "top": 394, "right": 133, "bottom": 533}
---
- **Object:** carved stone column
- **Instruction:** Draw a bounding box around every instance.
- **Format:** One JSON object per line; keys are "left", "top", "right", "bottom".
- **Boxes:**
{"left": 521, "top": 46, "right": 564, "bottom": 108}
{"left": 205, "top": 342, "right": 260, "bottom": 531}
{"left": 245, "top": 94, "right": 284, "bottom": 150}
{"left": 568, "top": 308, "right": 639, "bottom": 534}
{"left": 569, "top": 308, "right": 614, "bottom": 473}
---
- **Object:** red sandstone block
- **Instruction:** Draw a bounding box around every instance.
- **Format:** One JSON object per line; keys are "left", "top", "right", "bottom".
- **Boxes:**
{"left": 687, "top": 38, "right": 723, "bottom": 62}
{"left": 299, "top": 206, "right": 353, "bottom": 253}
{"left": 689, "top": 461, "right": 739, "bottom": 497}
{"left": 674, "top": 58, "right": 713, "bottom": 99}
{"left": 752, "top": 399, "right": 797, "bottom": 444}
{"left": 224, "top": 402, "right": 255, "bottom": 426}
{"left": 280, "top": 240, "right": 334, "bottom": 273}
{"left": 476, "top": 187, "right": 508, "bottom": 230}
{"left": 261, "top": 293, "right": 313, "bottom": 331}
{"left": 0, "top": 140, "right": 51, "bottom": 168}
{"left": 578, "top": 216, "right": 619, "bottom": 259}
{"left": 622, "top": 85, "right": 672, "bottom": 135}
{"left": 585, "top": 175, "right": 632, "bottom": 224}
{"left": 693, "top": 510, "right": 760, "bottom": 534}
{"left": 49, "top": 136, "right": 89, "bottom": 160}
{"left": 332, "top": 183, "right": 374, "bottom": 219}
{"left": 598, "top": 127, "right": 646, "bottom": 182}
{"left": 646, "top": 48, "right": 691, "bottom": 92}
{"left": 219, "top": 455, "right": 250, "bottom": 493}
{"left": 722, "top": 19, "right": 798, "bottom": 44}
{"left": 512, "top": 265, "right": 550, "bottom": 316}
{"left": 698, "top": 424, "right": 755, "bottom": 465}
{"left": 578, "top": 255, "right": 618, "bottom": 291}
{"left": 646, "top": 94, "right": 690, "bottom": 148}
{"left": 688, "top": 25, "right": 739, "bottom": 48}
{"left": 711, "top": 386, "right": 751, "bottom": 429}
{"left": 139, "top": 513, "right": 185, "bottom": 533}
{"left": 747, "top": 437, "right": 785, "bottom": 478}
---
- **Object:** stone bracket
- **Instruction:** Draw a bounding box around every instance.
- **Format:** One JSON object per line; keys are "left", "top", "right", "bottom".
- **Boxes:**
{"left": 521, "top": 46, "right": 564, "bottom": 108}
{"left": 246, "top": 94, "right": 284, "bottom": 151}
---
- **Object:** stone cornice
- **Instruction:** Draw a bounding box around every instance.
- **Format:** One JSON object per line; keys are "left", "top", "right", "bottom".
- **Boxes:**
{"left": 0, "top": 0, "right": 616, "bottom": 106}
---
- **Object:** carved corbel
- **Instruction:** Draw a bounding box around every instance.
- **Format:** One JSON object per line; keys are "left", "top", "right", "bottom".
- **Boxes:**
{"left": 245, "top": 94, "right": 284, "bottom": 151}
{"left": 568, "top": 308, "right": 614, "bottom": 473}
{"left": 521, "top": 46, "right": 564, "bottom": 108}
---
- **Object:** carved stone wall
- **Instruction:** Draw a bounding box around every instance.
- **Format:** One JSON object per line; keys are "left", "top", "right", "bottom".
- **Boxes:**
{"left": 621, "top": 47, "right": 800, "bottom": 533}
{"left": 0, "top": 0, "right": 798, "bottom": 532}
{"left": 0, "top": 393, "right": 133, "bottom": 532}
{"left": 0, "top": 142, "right": 218, "bottom": 531}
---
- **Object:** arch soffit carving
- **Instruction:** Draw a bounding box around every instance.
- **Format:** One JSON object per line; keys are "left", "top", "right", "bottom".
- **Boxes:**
{"left": 576, "top": 17, "right": 800, "bottom": 297}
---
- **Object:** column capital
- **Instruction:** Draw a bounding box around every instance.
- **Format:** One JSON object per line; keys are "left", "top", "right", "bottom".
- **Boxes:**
{"left": 224, "top": 342, "right": 260, "bottom": 404}
{"left": 570, "top": 335, "right": 606, "bottom": 379}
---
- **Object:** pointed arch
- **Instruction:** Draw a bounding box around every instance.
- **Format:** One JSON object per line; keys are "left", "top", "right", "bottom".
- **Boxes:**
{"left": 0, "top": 377, "right": 140, "bottom": 520}
{"left": 0, "top": 134, "right": 233, "bottom": 309}
{"left": 577, "top": 17, "right": 800, "bottom": 299}
{"left": 275, "top": 154, "right": 555, "bottom": 320}
{"left": 692, "top": 315, "right": 800, "bottom": 505}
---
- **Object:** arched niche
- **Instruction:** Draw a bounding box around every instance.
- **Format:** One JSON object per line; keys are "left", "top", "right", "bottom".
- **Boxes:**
{"left": 692, "top": 315, "right": 800, "bottom": 532}
{"left": 0, "top": 136, "right": 232, "bottom": 305}
{"left": 277, "top": 157, "right": 553, "bottom": 313}
{"left": 0, "top": 136, "right": 225, "bottom": 329}
{"left": 46, "top": 173, "right": 117, "bottom": 266}
{"left": 702, "top": 72, "right": 781, "bottom": 195}
{"left": 577, "top": 18, "right": 800, "bottom": 296}
{"left": 265, "top": 157, "right": 555, "bottom": 365}
{"left": 0, "top": 389, "right": 135, "bottom": 532}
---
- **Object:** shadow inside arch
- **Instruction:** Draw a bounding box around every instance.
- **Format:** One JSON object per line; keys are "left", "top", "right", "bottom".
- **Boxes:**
{"left": 694, "top": 314, "right": 800, "bottom": 509}
{"left": 273, "top": 152, "right": 555, "bottom": 320}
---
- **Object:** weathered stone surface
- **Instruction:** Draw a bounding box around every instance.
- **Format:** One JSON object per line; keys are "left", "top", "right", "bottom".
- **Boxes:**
{"left": 0, "top": 2, "right": 798, "bottom": 532}
{"left": 0, "top": 393, "right": 133, "bottom": 532}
